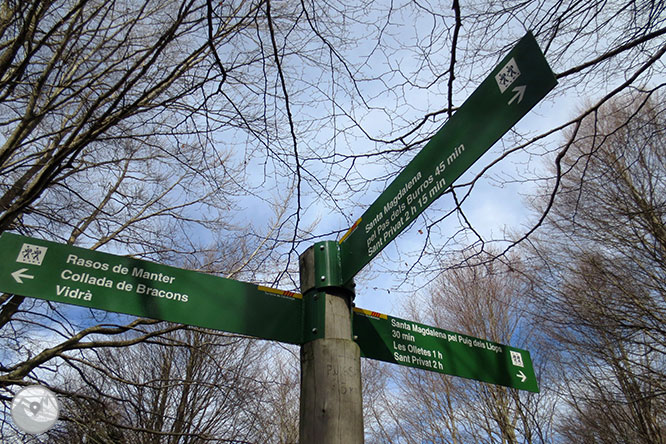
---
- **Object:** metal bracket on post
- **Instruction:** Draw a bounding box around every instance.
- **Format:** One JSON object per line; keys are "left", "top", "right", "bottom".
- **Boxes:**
{"left": 299, "top": 240, "right": 354, "bottom": 295}
{"left": 299, "top": 241, "right": 355, "bottom": 342}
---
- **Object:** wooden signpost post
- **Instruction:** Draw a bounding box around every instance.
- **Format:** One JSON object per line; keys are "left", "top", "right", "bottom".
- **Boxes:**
{"left": 1, "top": 32, "right": 556, "bottom": 444}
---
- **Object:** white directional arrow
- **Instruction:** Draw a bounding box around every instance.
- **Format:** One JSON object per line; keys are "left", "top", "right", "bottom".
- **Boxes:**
{"left": 12, "top": 268, "right": 34, "bottom": 284}
{"left": 517, "top": 370, "right": 527, "bottom": 383}
{"left": 508, "top": 85, "right": 526, "bottom": 105}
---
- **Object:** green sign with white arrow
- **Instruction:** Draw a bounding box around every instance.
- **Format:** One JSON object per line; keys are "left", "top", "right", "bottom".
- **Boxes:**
{"left": 339, "top": 32, "right": 557, "bottom": 283}
{"left": 0, "top": 233, "right": 303, "bottom": 344}
{"left": 353, "top": 308, "right": 539, "bottom": 392}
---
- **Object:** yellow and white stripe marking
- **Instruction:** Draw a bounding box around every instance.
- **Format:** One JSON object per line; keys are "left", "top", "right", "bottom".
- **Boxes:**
{"left": 353, "top": 307, "right": 387, "bottom": 319}
{"left": 339, "top": 217, "right": 362, "bottom": 244}
{"left": 257, "top": 286, "right": 302, "bottom": 299}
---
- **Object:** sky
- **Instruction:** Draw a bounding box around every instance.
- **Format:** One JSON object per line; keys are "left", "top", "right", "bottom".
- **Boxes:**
{"left": 241, "top": 21, "right": 581, "bottom": 319}
{"left": 226, "top": 2, "right": 665, "bottom": 320}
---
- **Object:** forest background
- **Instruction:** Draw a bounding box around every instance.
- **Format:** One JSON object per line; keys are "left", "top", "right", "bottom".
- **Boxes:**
{"left": 0, "top": 0, "right": 664, "bottom": 443}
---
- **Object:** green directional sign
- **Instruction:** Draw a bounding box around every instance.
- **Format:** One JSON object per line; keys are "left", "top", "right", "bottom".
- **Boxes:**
{"left": 339, "top": 32, "right": 557, "bottom": 283}
{"left": 0, "top": 233, "right": 303, "bottom": 344}
{"left": 352, "top": 308, "right": 539, "bottom": 392}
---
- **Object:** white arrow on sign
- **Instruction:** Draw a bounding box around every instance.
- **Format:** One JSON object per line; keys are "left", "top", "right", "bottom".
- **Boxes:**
{"left": 12, "top": 268, "right": 34, "bottom": 284}
{"left": 508, "top": 85, "right": 526, "bottom": 105}
{"left": 517, "top": 370, "right": 527, "bottom": 383}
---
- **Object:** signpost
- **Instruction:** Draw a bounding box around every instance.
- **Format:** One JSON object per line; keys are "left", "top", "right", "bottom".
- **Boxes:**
{"left": 338, "top": 32, "right": 557, "bottom": 283}
{"left": 2, "top": 31, "right": 558, "bottom": 444}
{"left": 352, "top": 308, "right": 539, "bottom": 392}
{"left": 0, "top": 232, "right": 303, "bottom": 345}
{"left": 0, "top": 233, "right": 539, "bottom": 392}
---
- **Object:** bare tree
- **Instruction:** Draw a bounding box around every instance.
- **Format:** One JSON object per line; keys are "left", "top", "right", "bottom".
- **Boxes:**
{"left": 525, "top": 91, "right": 666, "bottom": 444}
{"left": 252, "top": 347, "right": 300, "bottom": 444}
{"left": 41, "top": 326, "right": 271, "bottom": 444}
{"left": 0, "top": 0, "right": 295, "bottom": 420}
